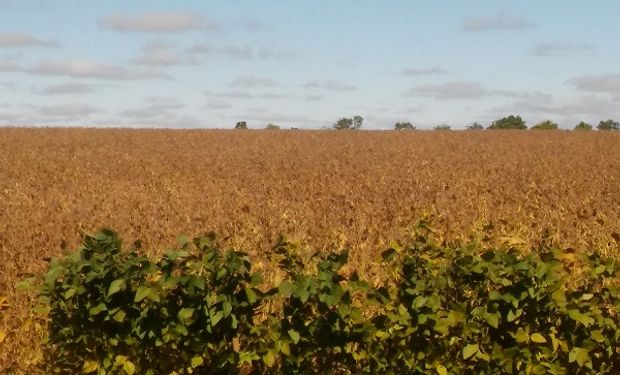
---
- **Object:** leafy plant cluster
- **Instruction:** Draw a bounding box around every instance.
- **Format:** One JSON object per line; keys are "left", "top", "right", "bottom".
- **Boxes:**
{"left": 39, "top": 227, "right": 619, "bottom": 374}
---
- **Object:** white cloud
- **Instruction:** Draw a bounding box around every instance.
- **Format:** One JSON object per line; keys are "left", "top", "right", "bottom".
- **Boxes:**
{"left": 229, "top": 76, "right": 278, "bottom": 88}
{"left": 218, "top": 91, "right": 254, "bottom": 99}
{"left": 257, "top": 47, "right": 299, "bottom": 60}
{"left": 115, "top": 96, "right": 204, "bottom": 128}
{"left": 204, "top": 99, "right": 232, "bottom": 109}
{"left": 187, "top": 43, "right": 297, "bottom": 61}
{"left": 204, "top": 89, "right": 287, "bottom": 99}
{"left": 187, "top": 43, "right": 252, "bottom": 60}
{"left": 1, "top": 103, "right": 106, "bottom": 124}
{"left": 568, "top": 74, "right": 620, "bottom": 100}
{"left": 0, "top": 32, "right": 59, "bottom": 48}
{"left": 260, "top": 92, "right": 286, "bottom": 99}
{"left": 36, "top": 82, "right": 97, "bottom": 95}
{"left": 303, "top": 79, "right": 356, "bottom": 91}
{"left": 0, "top": 81, "right": 15, "bottom": 90}
{"left": 461, "top": 12, "right": 536, "bottom": 32}
{"left": 404, "top": 81, "right": 518, "bottom": 100}
{"left": 0, "top": 59, "right": 22, "bottom": 72}
{"left": 305, "top": 94, "right": 323, "bottom": 101}
{"left": 30, "top": 103, "right": 102, "bottom": 117}
{"left": 133, "top": 40, "right": 199, "bottom": 66}
{"left": 100, "top": 12, "right": 216, "bottom": 33}
{"left": 401, "top": 65, "right": 448, "bottom": 76}
{"left": 214, "top": 45, "right": 253, "bottom": 60}
{"left": 29, "top": 59, "right": 169, "bottom": 80}
{"left": 121, "top": 96, "right": 184, "bottom": 118}
{"left": 237, "top": 18, "right": 271, "bottom": 32}
{"left": 532, "top": 42, "right": 593, "bottom": 57}
{"left": 406, "top": 105, "right": 426, "bottom": 113}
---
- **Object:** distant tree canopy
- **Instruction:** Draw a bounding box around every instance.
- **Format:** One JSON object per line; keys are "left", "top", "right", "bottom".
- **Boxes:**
{"left": 333, "top": 115, "right": 363, "bottom": 130}
{"left": 575, "top": 121, "right": 593, "bottom": 131}
{"left": 434, "top": 124, "right": 451, "bottom": 131}
{"left": 265, "top": 123, "right": 280, "bottom": 130}
{"left": 597, "top": 119, "right": 619, "bottom": 131}
{"left": 488, "top": 115, "right": 527, "bottom": 130}
{"left": 394, "top": 122, "right": 416, "bottom": 130}
{"left": 531, "top": 120, "right": 558, "bottom": 130}
{"left": 466, "top": 122, "right": 484, "bottom": 130}
{"left": 235, "top": 121, "right": 248, "bottom": 129}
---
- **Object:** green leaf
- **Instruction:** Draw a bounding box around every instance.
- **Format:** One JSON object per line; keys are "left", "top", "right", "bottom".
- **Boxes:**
{"left": 114, "top": 355, "right": 127, "bottom": 366}
{"left": 89, "top": 302, "right": 107, "bottom": 316}
{"left": 436, "top": 364, "right": 448, "bottom": 375}
{"left": 82, "top": 360, "right": 99, "bottom": 373}
{"left": 123, "top": 360, "right": 135, "bottom": 375}
{"left": 463, "top": 344, "right": 479, "bottom": 360}
{"left": 568, "top": 309, "right": 594, "bottom": 327}
{"left": 413, "top": 296, "right": 427, "bottom": 309}
{"left": 245, "top": 287, "right": 258, "bottom": 304}
{"left": 178, "top": 308, "right": 194, "bottom": 324}
{"left": 211, "top": 311, "right": 224, "bottom": 326}
{"left": 288, "top": 329, "right": 301, "bottom": 344}
{"left": 63, "top": 288, "right": 77, "bottom": 300}
{"left": 108, "top": 279, "right": 126, "bottom": 297}
{"left": 485, "top": 313, "right": 499, "bottom": 329}
{"left": 278, "top": 281, "right": 294, "bottom": 297}
{"left": 112, "top": 310, "right": 126, "bottom": 323}
{"left": 530, "top": 333, "right": 546, "bottom": 344}
{"left": 296, "top": 288, "right": 310, "bottom": 303}
{"left": 191, "top": 356, "right": 204, "bottom": 368}
{"left": 507, "top": 309, "right": 521, "bottom": 322}
{"left": 134, "top": 286, "right": 153, "bottom": 303}
{"left": 515, "top": 329, "right": 529, "bottom": 343}
{"left": 569, "top": 347, "right": 590, "bottom": 367}
{"left": 263, "top": 350, "right": 275, "bottom": 367}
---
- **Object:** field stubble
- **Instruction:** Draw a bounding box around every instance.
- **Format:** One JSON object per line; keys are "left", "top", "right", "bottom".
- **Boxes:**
{"left": 0, "top": 128, "right": 619, "bottom": 372}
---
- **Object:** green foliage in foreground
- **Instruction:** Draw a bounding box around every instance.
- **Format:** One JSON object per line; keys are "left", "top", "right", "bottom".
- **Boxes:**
{"left": 39, "top": 226, "right": 620, "bottom": 374}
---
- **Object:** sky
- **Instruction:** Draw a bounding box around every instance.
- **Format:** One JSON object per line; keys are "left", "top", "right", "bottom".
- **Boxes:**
{"left": 0, "top": 1, "right": 619, "bottom": 130}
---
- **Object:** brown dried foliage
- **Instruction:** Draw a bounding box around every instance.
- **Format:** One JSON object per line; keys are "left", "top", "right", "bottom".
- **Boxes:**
{"left": 0, "top": 128, "right": 619, "bottom": 372}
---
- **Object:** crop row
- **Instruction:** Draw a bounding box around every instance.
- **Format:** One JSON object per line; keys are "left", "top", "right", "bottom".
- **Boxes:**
{"left": 37, "top": 223, "right": 619, "bottom": 374}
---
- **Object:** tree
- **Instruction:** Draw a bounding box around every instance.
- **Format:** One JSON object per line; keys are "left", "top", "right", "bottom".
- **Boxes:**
{"left": 531, "top": 120, "right": 558, "bottom": 130}
{"left": 466, "top": 122, "right": 483, "bottom": 130}
{"left": 434, "top": 124, "right": 451, "bottom": 131}
{"left": 574, "top": 121, "right": 593, "bottom": 131}
{"left": 488, "top": 115, "right": 527, "bottom": 130}
{"left": 333, "top": 118, "right": 353, "bottom": 130}
{"left": 597, "top": 119, "right": 619, "bottom": 131}
{"left": 394, "top": 122, "right": 416, "bottom": 130}
{"left": 265, "top": 123, "right": 280, "bottom": 130}
{"left": 352, "top": 115, "right": 364, "bottom": 130}
{"left": 333, "top": 116, "right": 363, "bottom": 130}
{"left": 235, "top": 121, "right": 248, "bottom": 129}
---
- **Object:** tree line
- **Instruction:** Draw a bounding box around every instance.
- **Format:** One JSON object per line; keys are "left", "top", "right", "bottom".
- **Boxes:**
{"left": 233, "top": 116, "right": 619, "bottom": 131}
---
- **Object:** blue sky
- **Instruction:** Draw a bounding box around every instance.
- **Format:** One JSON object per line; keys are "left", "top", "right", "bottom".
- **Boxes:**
{"left": 0, "top": 1, "right": 619, "bottom": 129}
